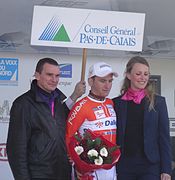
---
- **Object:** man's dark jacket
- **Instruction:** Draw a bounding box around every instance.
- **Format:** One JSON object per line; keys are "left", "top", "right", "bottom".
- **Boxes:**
{"left": 7, "top": 80, "right": 71, "bottom": 180}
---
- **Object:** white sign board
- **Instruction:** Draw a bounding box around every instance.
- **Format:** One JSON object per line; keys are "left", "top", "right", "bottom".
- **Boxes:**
{"left": 170, "top": 118, "right": 175, "bottom": 137}
{"left": 31, "top": 6, "right": 145, "bottom": 51}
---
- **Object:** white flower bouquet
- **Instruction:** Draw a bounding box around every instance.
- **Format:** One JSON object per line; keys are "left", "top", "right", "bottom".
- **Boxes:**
{"left": 68, "top": 129, "right": 121, "bottom": 179}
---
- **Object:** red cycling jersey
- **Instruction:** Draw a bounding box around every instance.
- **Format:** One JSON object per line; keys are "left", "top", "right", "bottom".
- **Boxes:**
{"left": 66, "top": 96, "right": 117, "bottom": 145}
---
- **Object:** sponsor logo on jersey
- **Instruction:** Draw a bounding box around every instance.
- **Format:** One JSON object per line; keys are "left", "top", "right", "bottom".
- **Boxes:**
{"left": 105, "top": 119, "right": 116, "bottom": 126}
{"left": 95, "top": 121, "right": 103, "bottom": 128}
{"left": 106, "top": 104, "right": 116, "bottom": 117}
{"left": 68, "top": 99, "right": 87, "bottom": 124}
{"left": 93, "top": 107, "right": 106, "bottom": 119}
{"left": 95, "top": 119, "right": 116, "bottom": 129}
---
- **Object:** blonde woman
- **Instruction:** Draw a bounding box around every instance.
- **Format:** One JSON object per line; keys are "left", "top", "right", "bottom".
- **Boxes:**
{"left": 113, "top": 56, "right": 171, "bottom": 180}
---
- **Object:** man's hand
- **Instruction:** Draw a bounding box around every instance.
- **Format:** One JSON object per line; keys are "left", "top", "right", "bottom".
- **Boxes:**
{"left": 70, "top": 81, "right": 86, "bottom": 102}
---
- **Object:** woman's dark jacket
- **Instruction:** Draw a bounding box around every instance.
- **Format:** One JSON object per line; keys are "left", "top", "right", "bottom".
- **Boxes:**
{"left": 7, "top": 80, "right": 71, "bottom": 180}
{"left": 113, "top": 95, "right": 172, "bottom": 175}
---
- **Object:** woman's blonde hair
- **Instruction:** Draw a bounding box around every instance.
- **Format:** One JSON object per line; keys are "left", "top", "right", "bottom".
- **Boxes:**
{"left": 121, "top": 56, "right": 155, "bottom": 111}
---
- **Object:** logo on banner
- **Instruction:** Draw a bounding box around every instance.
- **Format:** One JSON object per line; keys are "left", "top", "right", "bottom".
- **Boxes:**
{"left": 39, "top": 16, "right": 70, "bottom": 42}
{"left": 0, "top": 58, "right": 18, "bottom": 86}
{"left": 0, "top": 100, "right": 10, "bottom": 123}
{"left": 0, "top": 143, "right": 7, "bottom": 161}
{"left": 59, "top": 63, "right": 72, "bottom": 78}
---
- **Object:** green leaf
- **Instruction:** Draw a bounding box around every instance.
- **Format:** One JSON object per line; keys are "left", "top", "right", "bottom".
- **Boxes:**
{"left": 86, "top": 139, "right": 94, "bottom": 149}
{"left": 104, "top": 156, "right": 113, "bottom": 164}
{"left": 74, "top": 134, "right": 81, "bottom": 142}
{"left": 108, "top": 145, "right": 120, "bottom": 153}
{"left": 94, "top": 138, "right": 102, "bottom": 146}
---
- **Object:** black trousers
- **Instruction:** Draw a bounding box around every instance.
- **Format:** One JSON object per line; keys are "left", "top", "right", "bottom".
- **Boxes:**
{"left": 32, "top": 179, "right": 56, "bottom": 180}
{"left": 32, "top": 179, "right": 57, "bottom": 180}
{"left": 117, "top": 155, "right": 160, "bottom": 180}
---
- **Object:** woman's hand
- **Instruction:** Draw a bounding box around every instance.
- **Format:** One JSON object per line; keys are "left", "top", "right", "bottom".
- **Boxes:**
{"left": 161, "top": 173, "right": 171, "bottom": 180}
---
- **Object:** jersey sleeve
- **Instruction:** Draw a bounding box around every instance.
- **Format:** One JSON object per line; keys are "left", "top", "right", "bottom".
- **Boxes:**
{"left": 66, "top": 98, "right": 87, "bottom": 146}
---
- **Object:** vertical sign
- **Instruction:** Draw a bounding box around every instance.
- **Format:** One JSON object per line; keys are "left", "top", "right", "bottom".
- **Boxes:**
{"left": 0, "top": 58, "right": 19, "bottom": 86}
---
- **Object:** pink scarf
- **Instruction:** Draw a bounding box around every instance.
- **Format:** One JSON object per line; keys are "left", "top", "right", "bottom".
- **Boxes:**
{"left": 121, "top": 88, "right": 146, "bottom": 104}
